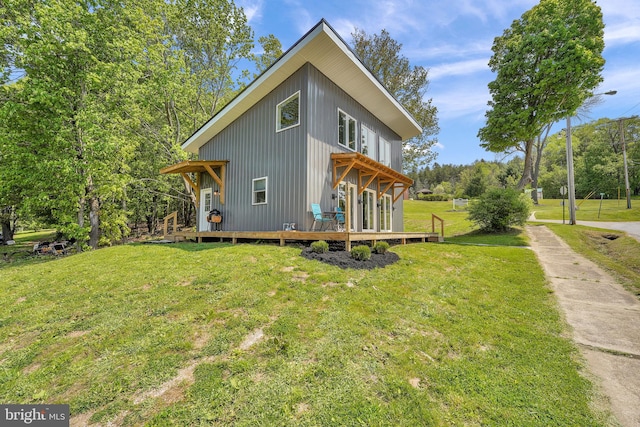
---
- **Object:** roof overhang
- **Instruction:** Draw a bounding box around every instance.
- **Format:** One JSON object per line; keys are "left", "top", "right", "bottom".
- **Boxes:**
{"left": 181, "top": 20, "right": 422, "bottom": 154}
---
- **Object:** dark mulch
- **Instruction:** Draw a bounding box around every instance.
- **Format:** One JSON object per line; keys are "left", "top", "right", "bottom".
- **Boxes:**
{"left": 300, "top": 247, "right": 400, "bottom": 270}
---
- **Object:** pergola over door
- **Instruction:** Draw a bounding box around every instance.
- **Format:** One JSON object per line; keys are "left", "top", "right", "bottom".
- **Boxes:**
{"left": 160, "top": 160, "right": 228, "bottom": 207}
{"left": 330, "top": 152, "right": 413, "bottom": 203}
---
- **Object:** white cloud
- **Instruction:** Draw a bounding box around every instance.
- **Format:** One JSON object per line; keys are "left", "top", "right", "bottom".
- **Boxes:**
{"left": 429, "top": 58, "right": 490, "bottom": 80}
{"left": 236, "top": 0, "right": 263, "bottom": 23}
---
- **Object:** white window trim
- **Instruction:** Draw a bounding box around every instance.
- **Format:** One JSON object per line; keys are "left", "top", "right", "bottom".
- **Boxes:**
{"left": 361, "top": 124, "right": 377, "bottom": 160}
{"left": 379, "top": 194, "right": 393, "bottom": 232}
{"left": 276, "top": 91, "right": 300, "bottom": 132}
{"left": 338, "top": 108, "right": 357, "bottom": 151}
{"left": 379, "top": 137, "right": 391, "bottom": 167}
{"left": 252, "top": 176, "right": 268, "bottom": 205}
{"left": 362, "top": 189, "right": 376, "bottom": 232}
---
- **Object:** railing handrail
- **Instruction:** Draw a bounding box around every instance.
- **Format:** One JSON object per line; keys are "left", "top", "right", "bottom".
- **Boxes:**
{"left": 431, "top": 214, "right": 444, "bottom": 237}
{"left": 163, "top": 211, "right": 178, "bottom": 237}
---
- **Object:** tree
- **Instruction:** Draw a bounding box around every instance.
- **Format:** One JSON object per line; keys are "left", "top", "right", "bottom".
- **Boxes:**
{"left": 351, "top": 28, "right": 439, "bottom": 171}
{"left": 478, "top": 0, "right": 605, "bottom": 189}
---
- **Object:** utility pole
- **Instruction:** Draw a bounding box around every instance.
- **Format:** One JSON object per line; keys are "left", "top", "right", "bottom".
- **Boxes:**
{"left": 565, "top": 91, "right": 617, "bottom": 225}
{"left": 566, "top": 116, "right": 577, "bottom": 224}
{"left": 619, "top": 117, "right": 632, "bottom": 209}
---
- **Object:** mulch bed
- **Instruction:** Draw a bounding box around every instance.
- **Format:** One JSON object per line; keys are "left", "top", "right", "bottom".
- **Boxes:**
{"left": 300, "top": 247, "right": 400, "bottom": 270}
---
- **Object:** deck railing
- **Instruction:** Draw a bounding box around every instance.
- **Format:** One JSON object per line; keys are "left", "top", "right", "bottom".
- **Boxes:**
{"left": 163, "top": 211, "right": 178, "bottom": 237}
{"left": 431, "top": 214, "right": 444, "bottom": 238}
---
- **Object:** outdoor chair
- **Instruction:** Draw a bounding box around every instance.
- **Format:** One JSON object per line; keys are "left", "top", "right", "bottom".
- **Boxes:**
{"left": 311, "top": 203, "right": 333, "bottom": 231}
{"left": 334, "top": 206, "right": 346, "bottom": 232}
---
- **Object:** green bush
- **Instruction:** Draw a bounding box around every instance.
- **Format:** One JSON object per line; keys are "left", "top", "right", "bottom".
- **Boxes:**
{"left": 417, "top": 193, "right": 450, "bottom": 201}
{"left": 351, "top": 245, "right": 371, "bottom": 261}
{"left": 468, "top": 188, "right": 532, "bottom": 232}
{"left": 373, "top": 241, "right": 390, "bottom": 254}
{"left": 310, "top": 240, "right": 329, "bottom": 254}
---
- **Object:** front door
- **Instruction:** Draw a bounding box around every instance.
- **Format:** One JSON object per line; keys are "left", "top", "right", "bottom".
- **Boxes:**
{"left": 199, "top": 188, "right": 213, "bottom": 232}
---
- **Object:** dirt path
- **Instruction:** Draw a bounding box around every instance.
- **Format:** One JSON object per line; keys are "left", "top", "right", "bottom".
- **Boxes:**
{"left": 527, "top": 225, "right": 640, "bottom": 426}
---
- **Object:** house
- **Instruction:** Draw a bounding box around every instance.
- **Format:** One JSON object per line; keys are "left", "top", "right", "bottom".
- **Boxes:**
{"left": 161, "top": 19, "right": 422, "bottom": 235}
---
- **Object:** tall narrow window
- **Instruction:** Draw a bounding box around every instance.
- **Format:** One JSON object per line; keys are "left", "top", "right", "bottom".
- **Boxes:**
{"left": 276, "top": 92, "right": 300, "bottom": 132}
{"left": 379, "top": 137, "right": 391, "bottom": 166}
{"left": 362, "top": 189, "right": 376, "bottom": 231}
{"left": 338, "top": 110, "right": 356, "bottom": 150}
{"left": 379, "top": 194, "right": 392, "bottom": 232}
{"left": 252, "top": 177, "right": 268, "bottom": 205}
{"left": 361, "top": 125, "right": 377, "bottom": 159}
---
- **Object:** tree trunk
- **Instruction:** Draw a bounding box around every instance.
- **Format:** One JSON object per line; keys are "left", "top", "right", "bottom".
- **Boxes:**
{"left": 1, "top": 217, "right": 13, "bottom": 243}
{"left": 517, "top": 139, "right": 535, "bottom": 190}
{"left": 77, "top": 195, "right": 85, "bottom": 252}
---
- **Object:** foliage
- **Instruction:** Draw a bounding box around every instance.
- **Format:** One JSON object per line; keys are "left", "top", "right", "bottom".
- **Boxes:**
{"left": 351, "top": 28, "right": 439, "bottom": 170}
{"left": 373, "top": 241, "right": 390, "bottom": 254}
{"left": 417, "top": 194, "right": 449, "bottom": 201}
{"left": 350, "top": 244, "right": 371, "bottom": 261}
{"left": 310, "top": 240, "right": 329, "bottom": 254}
{"left": 0, "top": 0, "right": 281, "bottom": 248}
{"left": 478, "top": 0, "right": 605, "bottom": 188}
{"left": 468, "top": 188, "right": 532, "bottom": 232}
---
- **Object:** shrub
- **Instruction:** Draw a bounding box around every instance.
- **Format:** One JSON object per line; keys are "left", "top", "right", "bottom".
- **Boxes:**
{"left": 373, "top": 241, "right": 390, "bottom": 254}
{"left": 468, "top": 188, "right": 532, "bottom": 232}
{"left": 351, "top": 245, "right": 371, "bottom": 261}
{"left": 310, "top": 240, "right": 329, "bottom": 253}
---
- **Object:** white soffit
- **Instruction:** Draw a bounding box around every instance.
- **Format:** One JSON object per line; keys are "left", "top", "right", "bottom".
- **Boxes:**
{"left": 182, "top": 20, "right": 422, "bottom": 154}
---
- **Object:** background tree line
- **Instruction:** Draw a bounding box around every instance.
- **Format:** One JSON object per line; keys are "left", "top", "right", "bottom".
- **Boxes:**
{"left": 409, "top": 116, "right": 639, "bottom": 201}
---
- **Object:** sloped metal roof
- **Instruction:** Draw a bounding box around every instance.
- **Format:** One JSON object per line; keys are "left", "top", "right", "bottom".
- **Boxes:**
{"left": 181, "top": 19, "right": 422, "bottom": 154}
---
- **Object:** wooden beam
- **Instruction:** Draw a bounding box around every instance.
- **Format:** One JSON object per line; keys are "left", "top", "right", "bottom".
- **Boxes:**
{"left": 378, "top": 179, "right": 396, "bottom": 199}
{"left": 333, "top": 161, "right": 356, "bottom": 189}
{"left": 358, "top": 171, "right": 379, "bottom": 194}
{"left": 203, "top": 163, "right": 225, "bottom": 205}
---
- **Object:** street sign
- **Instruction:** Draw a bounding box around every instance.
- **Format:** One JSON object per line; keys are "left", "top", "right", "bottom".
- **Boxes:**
{"left": 560, "top": 185, "right": 567, "bottom": 196}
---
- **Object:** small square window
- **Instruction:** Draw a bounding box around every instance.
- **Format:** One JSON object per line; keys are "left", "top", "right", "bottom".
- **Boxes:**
{"left": 252, "top": 177, "right": 267, "bottom": 205}
{"left": 276, "top": 92, "right": 300, "bottom": 132}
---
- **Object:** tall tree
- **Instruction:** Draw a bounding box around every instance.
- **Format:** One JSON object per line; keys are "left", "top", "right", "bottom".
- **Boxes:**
{"left": 351, "top": 28, "right": 439, "bottom": 171}
{"left": 478, "top": 0, "right": 605, "bottom": 189}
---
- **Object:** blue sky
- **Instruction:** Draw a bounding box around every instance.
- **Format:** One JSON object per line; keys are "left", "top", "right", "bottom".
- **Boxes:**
{"left": 238, "top": 0, "right": 640, "bottom": 166}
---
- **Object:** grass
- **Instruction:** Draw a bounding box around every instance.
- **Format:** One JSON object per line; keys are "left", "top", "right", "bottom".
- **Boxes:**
{"left": 404, "top": 199, "right": 529, "bottom": 246}
{"left": 532, "top": 198, "right": 640, "bottom": 221}
{"left": 0, "top": 239, "right": 609, "bottom": 425}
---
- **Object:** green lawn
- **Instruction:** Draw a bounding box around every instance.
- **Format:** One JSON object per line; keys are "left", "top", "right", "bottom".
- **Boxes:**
{"left": 0, "top": 239, "right": 610, "bottom": 425}
{"left": 532, "top": 198, "right": 640, "bottom": 221}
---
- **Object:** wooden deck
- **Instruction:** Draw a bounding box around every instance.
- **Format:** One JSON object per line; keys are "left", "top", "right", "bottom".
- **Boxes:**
{"left": 165, "top": 230, "right": 442, "bottom": 250}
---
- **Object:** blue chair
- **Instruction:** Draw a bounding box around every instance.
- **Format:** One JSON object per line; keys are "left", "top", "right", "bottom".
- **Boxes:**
{"left": 311, "top": 203, "right": 333, "bottom": 231}
{"left": 334, "top": 206, "right": 346, "bottom": 232}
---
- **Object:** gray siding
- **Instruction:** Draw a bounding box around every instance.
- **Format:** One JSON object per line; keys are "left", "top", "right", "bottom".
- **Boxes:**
{"left": 306, "top": 65, "right": 406, "bottom": 231}
{"left": 199, "top": 66, "right": 309, "bottom": 231}
{"left": 198, "top": 62, "right": 408, "bottom": 232}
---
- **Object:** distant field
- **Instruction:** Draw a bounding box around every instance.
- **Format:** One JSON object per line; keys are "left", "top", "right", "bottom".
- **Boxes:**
{"left": 532, "top": 198, "right": 640, "bottom": 221}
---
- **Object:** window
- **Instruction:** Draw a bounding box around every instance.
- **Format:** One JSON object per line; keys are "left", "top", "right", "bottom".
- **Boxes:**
{"left": 362, "top": 189, "right": 376, "bottom": 231}
{"left": 361, "top": 125, "right": 377, "bottom": 159}
{"left": 276, "top": 92, "right": 300, "bottom": 132}
{"left": 379, "top": 137, "right": 391, "bottom": 167}
{"left": 338, "top": 110, "right": 357, "bottom": 150}
{"left": 379, "top": 194, "right": 392, "bottom": 232}
{"left": 252, "top": 177, "right": 267, "bottom": 205}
